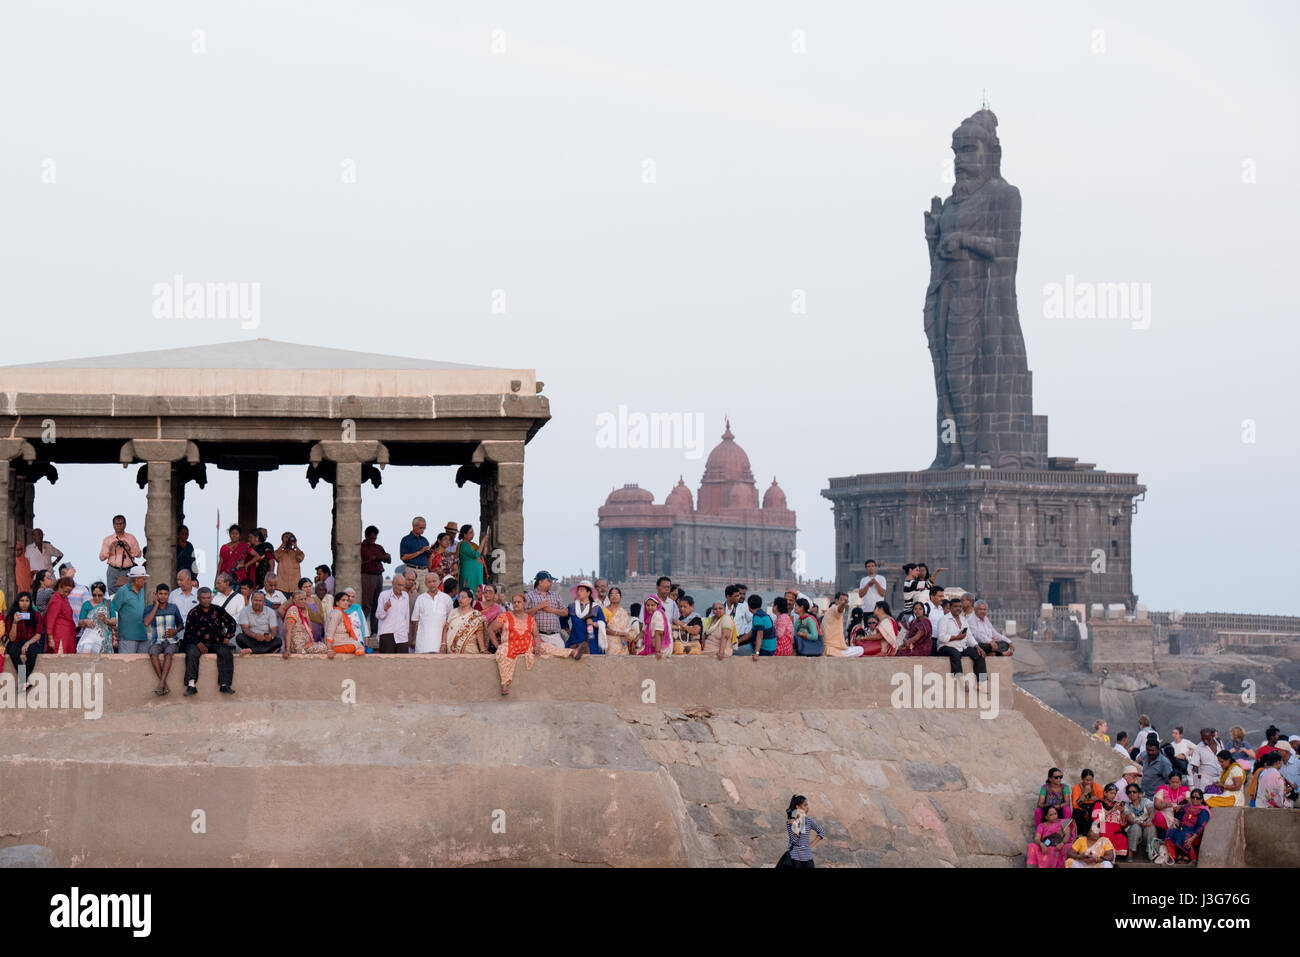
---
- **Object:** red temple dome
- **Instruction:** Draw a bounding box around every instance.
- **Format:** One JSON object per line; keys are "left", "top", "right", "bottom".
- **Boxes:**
{"left": 698, "top": 418, "right": 759, "bottom": 513}
{"left": 665, "top": 477, "right": 694, "bottom": 515}
{"left": 604, "top": 483, "right": 654, "bottom": 506}
{"left": 762, "top": 478, "right": 788, "bottom": 510}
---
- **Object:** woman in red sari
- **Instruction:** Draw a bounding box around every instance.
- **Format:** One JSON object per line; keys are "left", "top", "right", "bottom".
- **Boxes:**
{"left": 1091, "top": 782, "right": 1130, "bottom": 859}
{"left": 217, "top": 525, "right": 249, "bottom": 586}
{"left": 770, "top": 596, "right": 795, "bottom": 656}
{"left": 44, "top": 577, "right": 79, "bottom": 655}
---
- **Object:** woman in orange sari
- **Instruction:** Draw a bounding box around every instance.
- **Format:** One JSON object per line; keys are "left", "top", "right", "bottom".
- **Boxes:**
{"left": 282, "top": 588, "right": 329, "bottom": 656}
{"left": 491, "top": 591, "right": 581, "bottom": 695}
{"left": 323, "top": 592, "right": 367, "bottom": 657}
{"left": 1070, "top": 768, "right": 1104, "bottom": 835}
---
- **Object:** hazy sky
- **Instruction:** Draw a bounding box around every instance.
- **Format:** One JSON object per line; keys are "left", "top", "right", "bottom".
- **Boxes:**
{"left": 1, "top": 1, "right": 1295, "bottom": 613}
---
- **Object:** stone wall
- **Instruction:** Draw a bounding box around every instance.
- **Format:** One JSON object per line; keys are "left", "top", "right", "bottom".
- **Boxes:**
{"left": 2, "top": 657, "right": 1092, "bottom": 867}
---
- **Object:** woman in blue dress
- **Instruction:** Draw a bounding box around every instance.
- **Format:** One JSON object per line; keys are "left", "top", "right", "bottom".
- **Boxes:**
{"left": 566, "top": 580, "right": 606, "bottom": 655}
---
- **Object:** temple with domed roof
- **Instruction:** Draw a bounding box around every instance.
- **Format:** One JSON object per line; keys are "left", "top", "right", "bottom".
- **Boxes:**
{"left": 597, "top": 420, "right": 797, "bottom": 588}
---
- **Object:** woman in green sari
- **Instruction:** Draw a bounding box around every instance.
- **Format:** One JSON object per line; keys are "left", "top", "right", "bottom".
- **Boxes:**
{"left": 457, "top": 525, "right": 488, "bottom": 595}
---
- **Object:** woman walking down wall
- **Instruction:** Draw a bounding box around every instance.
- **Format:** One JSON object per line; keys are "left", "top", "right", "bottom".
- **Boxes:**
{"left": 776, "top": 794, "right": 824, "bottom": 868}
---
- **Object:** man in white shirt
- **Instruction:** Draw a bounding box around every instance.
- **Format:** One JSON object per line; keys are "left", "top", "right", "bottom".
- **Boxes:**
{"left": 25, "top": 529, "right": 63, "bottom": 576}
{"left": 927, "top": 589, "right": 947, "bottom": 637}
{"left": 1188, "top": 728, "right": 1223, "bottom": 791}
{"left": 725, "top": 585, "right": 752, "bottom": 646}
{"left": 212, "top": 572, "right": 245, "bottom": 620}
{"left": 935, "top": 603, "right": 986, "bottom": 679}
{"left": 967, "top": 599, "right": 1013, "bottom": 656}
{"left": 375, "top": 574, "right": 411, "bottom": 654}
{"left": 171, "top": 569, "right": 201, "bottom": 645}
{"left": 259, "top": 572, "right": 288, "bottom": 613}
{"left": 654, "top": 576, "right": 679, "bottom": 632}
{"left": 858, "top": 559, "right": 886, "bottom": 614}
{"left": 410, "top": 575, "right": 454, "bottom": 653}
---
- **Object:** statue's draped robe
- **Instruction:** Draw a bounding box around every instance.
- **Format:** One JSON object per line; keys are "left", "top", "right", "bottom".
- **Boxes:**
{"left": 924, "top": 176, "right": 1033, "bottom": 468}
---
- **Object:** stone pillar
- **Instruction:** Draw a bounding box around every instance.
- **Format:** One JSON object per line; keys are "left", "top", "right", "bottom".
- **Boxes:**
{"left": 238, "top": 471, "right": 259, "bottom": 532}
{"left": 310, "top": 441, "right": 388, "bottom": 596}
{"left": 121, "top": 440, "right": 199, "bottom": 589}
{"left": 477, "top": 440, "right": 525, "bottom": 594}
{"left": 0, "top": 441, "right": 37, "bottom": 604}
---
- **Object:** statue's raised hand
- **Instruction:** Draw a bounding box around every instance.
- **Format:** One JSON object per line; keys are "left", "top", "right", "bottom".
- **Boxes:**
{"left": 924, "top": 196, "right": 942, "bottom": 240}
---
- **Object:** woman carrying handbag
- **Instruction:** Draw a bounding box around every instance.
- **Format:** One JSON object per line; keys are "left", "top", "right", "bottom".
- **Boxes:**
{"left": 777, "top": 794, "right": 824, "bottom": 868}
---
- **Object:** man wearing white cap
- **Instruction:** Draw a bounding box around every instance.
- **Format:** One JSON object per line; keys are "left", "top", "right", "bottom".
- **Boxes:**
{"left": 1280, "top": 738, "right": 1300, "bottom": 795}
{"left": 1113, "top": 765, "right": 1143, "bottom": 805}
{"left": 110, "top": 566, "right": 151, "bottom": 653}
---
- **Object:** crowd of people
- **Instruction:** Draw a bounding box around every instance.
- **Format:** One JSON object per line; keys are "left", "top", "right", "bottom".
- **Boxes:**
{"left": 4, "top": 522, "right": 1012, "bottom": 698}
{"left": 1028, "top": 720, "right": 1298, "bottom": 867}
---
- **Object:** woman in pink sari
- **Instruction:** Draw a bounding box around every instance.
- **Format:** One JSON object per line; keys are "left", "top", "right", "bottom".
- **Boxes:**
{"left": 640, "top": 596, "right": 671, "bottom": 659}
{"left": 1026, "top": 805, "right": 1074, "bottom": 868}
{"left": 1153, "top": 772, "right": 1190, "bottom": 831}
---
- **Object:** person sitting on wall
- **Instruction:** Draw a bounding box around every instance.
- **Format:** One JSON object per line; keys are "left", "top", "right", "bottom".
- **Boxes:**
{"left": 895, "top": 603, "right": 933, "bottom": 657}
{"left": 1070, "top": 768, "right": 1104, "bottom": 837}
{"left": 967, "top": 599, "right": 1013, "bottom": 656}
{"left": 672, "top": 595, "right": 702, "bottom": 654}
{"left": 1124, "top": 783, "right": 1157, "bottom": 860}
{"left": 235, "top": 589, "right": 283, "bottom": 656}
{"left": 566, "top": 580, "right": 607, "bottom": 656}
{"left": 934, "top": 598, "right": 986, "bottom": 680}
{"left": 182, "top": 586, "right": 237, "bottom": 696}
{"left": 701, "top": 601, "right": 735, "bottom": 660}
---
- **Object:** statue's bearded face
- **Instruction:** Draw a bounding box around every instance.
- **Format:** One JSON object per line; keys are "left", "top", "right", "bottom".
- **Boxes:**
{"left": 951, "top": 134, "right": 995, "bottom": 196}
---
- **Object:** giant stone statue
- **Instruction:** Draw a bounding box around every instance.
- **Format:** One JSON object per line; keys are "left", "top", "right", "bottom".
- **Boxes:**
{"left": 923, "top": 109, "right": 1046, "bottom": 469}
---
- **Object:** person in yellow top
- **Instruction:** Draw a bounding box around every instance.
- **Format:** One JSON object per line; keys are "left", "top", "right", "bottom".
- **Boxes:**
{"left": 1066, "top": 822, "right": 1116, "bottom": 868}
{"left": 1091, "top": 719, "right": 1111, "bottom": 745}
{"left": 1207, "top": 750, "right": 1247, "bottom": 807}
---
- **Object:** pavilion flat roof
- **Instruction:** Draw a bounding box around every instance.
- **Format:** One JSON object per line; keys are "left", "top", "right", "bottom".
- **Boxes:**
{"left": 0, "top": 339, "right": 539, "bottom": 401}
